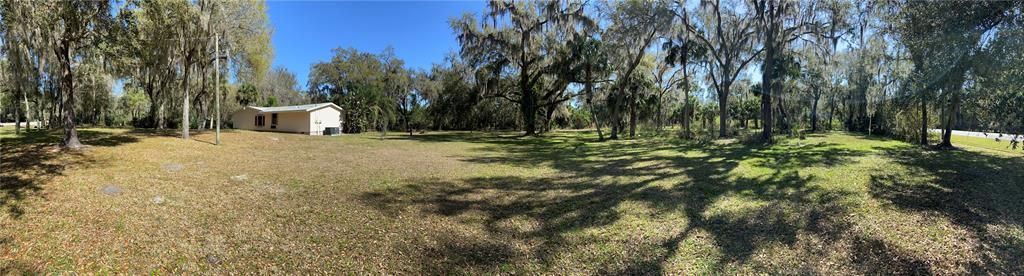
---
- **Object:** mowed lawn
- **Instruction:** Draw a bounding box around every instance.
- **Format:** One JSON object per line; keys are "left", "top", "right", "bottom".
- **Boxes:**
{"left": 1, "top": 127, "right": 1022, "bottom": 274}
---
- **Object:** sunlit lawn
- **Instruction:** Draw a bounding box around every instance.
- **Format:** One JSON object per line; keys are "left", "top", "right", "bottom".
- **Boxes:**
{"left": 950, "top": 133, "right": 1024, "bottom": 156}
{"left": 1, "top": 126, "right": 1021, "bottom": 273}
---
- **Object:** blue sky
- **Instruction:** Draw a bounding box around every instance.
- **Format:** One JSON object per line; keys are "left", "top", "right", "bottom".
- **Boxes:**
{"left": 267, "top": 1, "right": 486, "bottom": 88}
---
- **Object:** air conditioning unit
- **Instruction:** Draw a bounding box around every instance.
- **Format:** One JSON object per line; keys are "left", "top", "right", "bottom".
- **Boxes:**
{"left": 324, "top": 127, "right": 341, "bottom": 136}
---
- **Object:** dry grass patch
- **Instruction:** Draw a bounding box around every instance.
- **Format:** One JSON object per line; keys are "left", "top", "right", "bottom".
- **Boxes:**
{"left": 1, "top": 127, "right": 1022, "bottom": 273}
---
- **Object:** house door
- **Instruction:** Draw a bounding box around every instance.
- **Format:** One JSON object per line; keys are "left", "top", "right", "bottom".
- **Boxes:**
{"left": 271, "top": 113, "right": 278, "bottom": 129}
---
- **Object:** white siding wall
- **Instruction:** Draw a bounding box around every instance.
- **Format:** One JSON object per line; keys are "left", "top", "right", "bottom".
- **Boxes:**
{"left": 273, "top": 112, "right": 311, "bottom": 134}
{"left": 230, "top": 108, "right": 259, "bottom": 130}
{"left": 231, "top": 108, "right": 311, "bottom": 134}
{"left": 308, "top": 107, "right": 342, "bottom": 135}
{"left": 230, "top": 105, "right": 341, "bottom": 135}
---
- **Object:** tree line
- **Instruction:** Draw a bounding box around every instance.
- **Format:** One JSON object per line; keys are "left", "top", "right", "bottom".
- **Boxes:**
{"left": 0, "top": 0, "right": 295, "bottom": 148}
{"left": 2, "top": 0, "right": 1022, "bottom": 150}
{"left": 308, "top": 0, "right": 1022, "bottom": 148}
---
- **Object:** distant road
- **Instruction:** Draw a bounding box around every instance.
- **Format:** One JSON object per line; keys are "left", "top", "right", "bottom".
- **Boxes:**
{"left": 0, "top": 121, "right": 40, "bottom": 128}
{"left": 930, "top": 129, "right": 1023, "bottom": 141}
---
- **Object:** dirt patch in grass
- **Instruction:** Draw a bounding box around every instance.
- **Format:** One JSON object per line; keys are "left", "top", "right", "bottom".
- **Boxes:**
{"left": 162, "top": 163, "right": 184, "bottom": 172}
{"left": 100, "top": 185, "right": 123, "bottom": 195}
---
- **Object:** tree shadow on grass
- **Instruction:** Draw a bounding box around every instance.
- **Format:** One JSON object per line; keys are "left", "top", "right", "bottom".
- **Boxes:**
{"left": 359, "top": 134, "right": 923, "bottom": 273}
{"left": 848, "top": 234, "right": 932, "bottom": 275}
{"left": 126, "top": 128, "right": 241, "bottom": 145}
{"left": 383, "top": 130, "right": 605, "bottom": 147}
{"left": 0, "top": 234, "right": 41, "bottom": 273}
{"left": 869, "top": 146, "right": 1024, "bottom": 273}
{"left": 1, "top": 129, "right": 138, "bottom": 219}
{"left": 746, "top": 141, "right": 867, "bottom": 171}
{"left": 127, "top": 128, "right": 226, "bottom": 137}
{"left": 191, "top": 137, "right": 217, "bottom": 145}
{"left": 0, "top": 258, "right": 37, "bottom": 275}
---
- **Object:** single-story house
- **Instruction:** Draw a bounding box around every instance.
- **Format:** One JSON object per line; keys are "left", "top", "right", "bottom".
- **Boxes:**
{"left": 230, "top": 103, "right": 344, "bottom": 135}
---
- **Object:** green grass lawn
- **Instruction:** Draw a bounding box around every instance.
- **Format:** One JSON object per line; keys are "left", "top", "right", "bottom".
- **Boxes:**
{"left": 1, "top": 126, "right": 1022, "bottom": 274}
{"left": 949, "top": 134, "right": 1024, "bottom": 156}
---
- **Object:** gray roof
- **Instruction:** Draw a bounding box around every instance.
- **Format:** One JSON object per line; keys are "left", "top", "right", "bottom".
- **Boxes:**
{"left": 248, "top": 103, "right": 342, "bottom": 113}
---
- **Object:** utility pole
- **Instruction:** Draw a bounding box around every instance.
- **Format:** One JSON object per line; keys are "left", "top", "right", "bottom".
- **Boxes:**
{"left": 215, "top": 33, "right": 221, "bottom": 145}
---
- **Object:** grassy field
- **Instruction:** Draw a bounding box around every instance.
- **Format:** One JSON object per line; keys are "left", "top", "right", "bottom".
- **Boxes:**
{"left": 949, "top": 134, "right": 1023, "bottom": 156}
{"left": 1, "top": 127, "right": 1022, "bottom": 274}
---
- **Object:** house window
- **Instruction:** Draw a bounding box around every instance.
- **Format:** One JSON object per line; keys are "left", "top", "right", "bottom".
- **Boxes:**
{"left": 271, "top": 113, "right": 278, "bottom": 129}
{"left": 255, "top": 115, "right": 265, "bottom": 127}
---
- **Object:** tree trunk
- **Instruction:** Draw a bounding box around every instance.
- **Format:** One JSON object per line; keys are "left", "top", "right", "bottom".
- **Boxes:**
{"left": 405, "top": 100, "right": 412, "bottom": 136}
{"left": 1, "top": 94, "right": 6, "bottom": 130}
{"left": 761, "top": 81, "right": 774, "bottom": 142}
{"left": 828, "top": 93, "right": 836, "bottom": 131}
{"left": 868, "top": 114, "right": 873, "bottom": 136}
{"left": 58, "top": 42, "right": 83, "bottom": 149}
{"left": 609, "top": 91, "right": 620, "bottom": 140}
{"left": 844, "top": 92, "right": 852, "bottom": 130}
{"left": 22, "top": 89, "right": 32, "bottom": 131}
{"left": 156, "top": 73, "right": 170, "bottom": 129}
{"left": 761, "top": 40, "right": 776, "bottom": 142}
{"left": 680, "top": 45, "right": 692, "bottom": 139}
{"left": 610, "top": 123, "right": 619, "bottom": 140}
{"left": 198, "top": 64, "right": 208, "bottom": 131}
{"left": 585, "top": 66, "right": 604, "bottom": 141}
{"left": 158, "top": 101, "right": 166, "bottom": 129}
{"left": 146, "top": 69, "right": 159, "bottom": 128}
{"left": 681, "top": 91, "right": 692, "bottom": 139}
{"left": 853, "top": 74, "right": 870, "bottom": 132}
{"left": 939, "top": 92, "right": 958, "bottom": 147}
{"left": 14, "top": 96, "right": 22, "bottom": 135}
{"left": 589, "top": 101, "right": 604, "bottom": 141}
{"left": 149, "top": 97, "right": 159, "bottom": 128}
{"left": 811, "top": 91, "right": 820, "bottom": 132}
{"left": 50, "top": 83, "right": 60, "bottom": 129}
{"left": 920, "top": 96, "right": 928, "bottom": 146}
{"left": 12, "top": 64, "right": 23, "bottom": 135}
{"left": 182, "top": 60, "right": 191, "bottom": 140}
{"left": 775, "top": 81, "right": 789, "bottom": 132}
{"left": 406, "top": 115, "right": 412, "bottom": 136}
{"left": 521, "top": 92, "right": 536, "bottom": 135}
{"left": 520, "top": 73, "right": 537, "bottom": 135}
{"left": 543, "top": 106, "right": 551, "bottom": 132}
{"left": 629, "top": 89, "right": 637, "bottom": 138}
{"left": 53, "top": 80, "right": 60, "bottom": 129}
{"left": 35, "top": 52, "right": 46, "bottom": 129}
{"left": 717, "top": 79, "right": 731, "bottom": 138}
{"left": 36, "top": 99, "right": 44, "bottom": 130}
{"left": 655, "top": 100, "right": 664, "bottom": 132}
{"left": 718, "top": 93, "right": 728, "bottom": 138}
